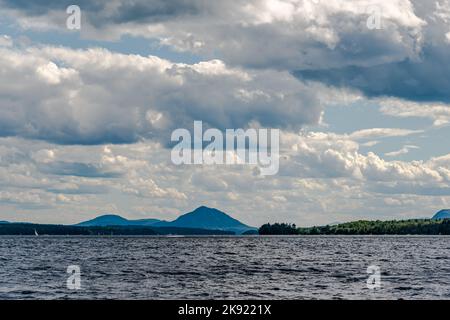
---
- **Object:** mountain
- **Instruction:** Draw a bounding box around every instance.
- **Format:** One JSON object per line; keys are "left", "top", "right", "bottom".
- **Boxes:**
{"left": 75, "top": 206, "right": 256, "bottom": 234}
{"left": 76, "top": 214, "right": 161, "bottom": 227}
{"left": 432, "top": 209, "right": 450, "bottom": 220}
{"left": 154, "top": 206, "right": 256, "bottom": 234}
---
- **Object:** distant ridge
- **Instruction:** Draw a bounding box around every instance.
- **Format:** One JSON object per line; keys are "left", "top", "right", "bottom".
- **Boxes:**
{"left": 432, "top": 209, "right": 450, "bottom": 220}
{"left": 76, "top": 214, "right": 161, "bottom": 227}
{"left": 75, "top": 206, "right": 256, "bottom": 234}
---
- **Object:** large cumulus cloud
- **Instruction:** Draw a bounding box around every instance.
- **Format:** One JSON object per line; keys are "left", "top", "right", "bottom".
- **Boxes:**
{"left": 0, "top": 0, "right": 426, "bottom": 67}
{"left": 3, "top": 0, "right": 448, "bottom": 103}
{"left": 0, "top": 44, "right": 321, "bottom": 145}
{"left": 279, "top": 130, "right": 450, "bottom": 196}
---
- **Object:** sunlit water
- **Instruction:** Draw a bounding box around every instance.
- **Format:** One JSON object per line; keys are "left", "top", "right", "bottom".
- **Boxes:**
{"left": 0, "top": 235, "right": 449, "bottom": 299}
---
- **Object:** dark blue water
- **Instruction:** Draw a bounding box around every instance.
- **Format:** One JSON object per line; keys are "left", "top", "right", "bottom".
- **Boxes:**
{"left": 0, "top": 235, "right": 449, "bottom": 299}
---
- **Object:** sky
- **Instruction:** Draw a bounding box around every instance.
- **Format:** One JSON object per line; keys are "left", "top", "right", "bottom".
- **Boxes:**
{"left": 0, "top": 0, "right": 450, "bottom": 227}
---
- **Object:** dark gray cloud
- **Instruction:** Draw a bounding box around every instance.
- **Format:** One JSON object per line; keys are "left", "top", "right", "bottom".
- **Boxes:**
{"left": 3, "top": 0, "right": 445, "bottom": 107}
{"left": 0, "top": 0, "right": 85, "bottom": 14}
{"left": 1, "top": 0, "right": 426, "bottom": 67}
{"left": 0, "top": 0, "right": 203, "bottom": 26}
{"left": 109, "top": 0, "right": 201, "bottom": 24}
{"left": 294, "top": 45, "right": 450, "bottom": 103}
{"left": 292, "top": 1, "right": 450, "bottom": 104}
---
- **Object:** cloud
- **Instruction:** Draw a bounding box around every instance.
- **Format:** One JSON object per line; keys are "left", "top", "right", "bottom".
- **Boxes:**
{"left": 3, "top": 0, "right": 447, "bottom": 104}
{"left": 37, "top": 161, "right": 122, "bottom": 178}
{"left": 0, "top": 44, "right": 322, "bottom": 145}
{"left": 294, "top": 1, "right": 450, "bottom": 103}
{"left": 0, "top": 0, "right": 203, "bottom": 24}
{"left": 280, "top": 131, "right": 449, "bottom": 192}
{"left": 294, "top": 46, "right": 450, "bottom": 103}
{"left": 0, "top": 1, "right": 426, "bottom": 67}
{"left": 379, "top": 98, "right": 450, "bottom": 126}
{"left": 348, "top": 128, "right": 423, "bottom": 140}
{"left": 385, "top": 145, "right": 419, "bottom": 157}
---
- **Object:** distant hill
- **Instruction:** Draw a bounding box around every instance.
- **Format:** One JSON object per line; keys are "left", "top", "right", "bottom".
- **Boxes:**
{"left": 76, "top": 206, "right": 256, "bottom": 234}
{"left": 432, "top": 209, "right": 450, "bottom": 220}
{"left": 154, "top": 206, "right": 256, "bottom": 234}
{"left": 0, "top": 221, "right": 9, "bottom": 224}
{"left": 76, "top": 214, "right": 161, "bottom": 227}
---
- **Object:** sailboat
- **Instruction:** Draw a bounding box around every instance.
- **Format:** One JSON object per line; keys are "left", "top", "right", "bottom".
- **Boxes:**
{"left": 34, "top": 229, "right": 39, "bottom": 236}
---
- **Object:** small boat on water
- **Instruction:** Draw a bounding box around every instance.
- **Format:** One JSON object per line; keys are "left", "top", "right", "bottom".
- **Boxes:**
{"left": 34, "top": 229, "right": 39, "bottom": 236}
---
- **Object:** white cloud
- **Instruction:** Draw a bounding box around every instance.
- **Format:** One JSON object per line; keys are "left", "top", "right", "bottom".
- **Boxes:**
{"left": 0, "top": 44, "right": 323, "bottom": 144}
{"left": 349, "top": 128, "right": 423, "bottom": 140}
{"left": 0, "top": 0, "right": 427, "bottom": 71}
{"left": 379, "top": 98, "right": 450, "bottom": 126}
{"left": 280, "top": 131, "right": 448, "bottom": 187}
{"left": 385, "top": 145, "right": 419, "bottom": 157}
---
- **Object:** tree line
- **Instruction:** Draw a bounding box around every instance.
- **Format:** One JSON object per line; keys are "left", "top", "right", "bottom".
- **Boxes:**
{"left": 259, "top": 219, "right": 450, "bottom": 235}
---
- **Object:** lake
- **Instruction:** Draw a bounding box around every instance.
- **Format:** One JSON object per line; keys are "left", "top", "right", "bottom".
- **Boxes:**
{"left": 0, "top": 235, "right": 449, "bottom": 299}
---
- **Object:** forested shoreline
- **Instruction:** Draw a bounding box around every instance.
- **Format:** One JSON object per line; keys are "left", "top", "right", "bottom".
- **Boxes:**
{"left": 259, "top": 219, "right": 450, "bottom": 235}
{"left": 0, "top": 223, "right": 233, "bottom": 236}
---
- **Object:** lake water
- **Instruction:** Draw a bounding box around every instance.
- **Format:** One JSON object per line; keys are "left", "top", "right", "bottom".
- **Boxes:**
{"left": 0, "top": 236, "right": 449, "bottom": 299}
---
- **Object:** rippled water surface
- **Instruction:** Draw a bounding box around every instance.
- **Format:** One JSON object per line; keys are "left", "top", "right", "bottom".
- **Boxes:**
{"left": 0, "top": 236, "right": 449, "bottom": 299}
